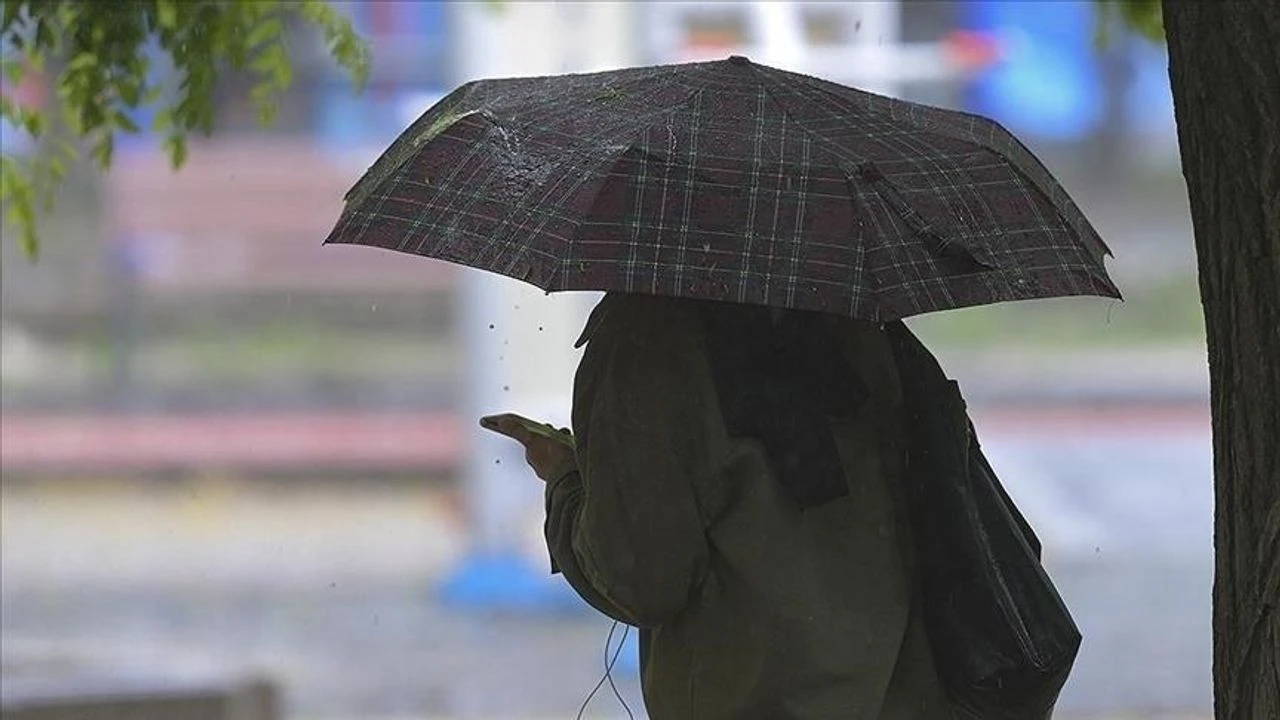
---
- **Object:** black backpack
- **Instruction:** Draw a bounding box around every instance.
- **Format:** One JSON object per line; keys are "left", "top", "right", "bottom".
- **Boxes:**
{"left": 887, "top": 322, "right": 1082, "bottom": 720}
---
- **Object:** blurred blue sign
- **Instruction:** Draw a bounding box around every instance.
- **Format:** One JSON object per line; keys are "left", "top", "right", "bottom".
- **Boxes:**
{"left": 319, "top": 1, "right": 451, "bottom": 154}
{"left": 1125, "top": 41, "right": 1176, "bottom": 139}
{"left": 961, "top": 0, "right": 1104, "bottom": 142}
{"left": 345, "top": 0, "right": 449, "bottom": 45}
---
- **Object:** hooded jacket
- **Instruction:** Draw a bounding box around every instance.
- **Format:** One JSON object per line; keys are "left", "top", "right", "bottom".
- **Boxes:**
{"left": 544, "top": 292, "right": 955, "bottom": 719}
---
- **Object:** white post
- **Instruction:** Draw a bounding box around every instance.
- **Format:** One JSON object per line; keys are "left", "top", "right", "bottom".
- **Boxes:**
{"left": 851, "top": 1, "right": 903, "bottom": 97}
{"left": 442, "top": 1, "right": 635, "bottom": 610}
{"left": 749, "top": 1, "right": 806, "bottom": 72}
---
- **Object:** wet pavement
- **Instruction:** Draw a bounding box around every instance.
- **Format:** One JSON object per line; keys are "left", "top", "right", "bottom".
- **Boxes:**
{"left": 1, "top": 424, "right": 1213, "bottom": 719}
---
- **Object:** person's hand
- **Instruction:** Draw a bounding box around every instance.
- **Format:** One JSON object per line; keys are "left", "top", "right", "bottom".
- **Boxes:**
{"left": 481, "top": 414, "right": 576, "bottom": 482}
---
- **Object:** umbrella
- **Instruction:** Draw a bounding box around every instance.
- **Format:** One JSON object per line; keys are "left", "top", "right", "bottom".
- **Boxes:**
{"left": 324, "top": 56, "right": 1120, "bottom": 321}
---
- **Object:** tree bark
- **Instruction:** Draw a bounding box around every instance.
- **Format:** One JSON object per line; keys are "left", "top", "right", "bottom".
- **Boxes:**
{"left": 1162, "top": 2, "right": 1280, "bottom": 718}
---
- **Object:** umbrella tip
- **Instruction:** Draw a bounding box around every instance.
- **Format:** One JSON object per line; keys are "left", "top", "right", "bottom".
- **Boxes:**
{"left": 727, "top": 55, "right": 751, "bottom": 66}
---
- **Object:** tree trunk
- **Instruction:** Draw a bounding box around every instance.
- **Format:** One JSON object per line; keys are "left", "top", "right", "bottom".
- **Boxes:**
{"left": 1162, "top": 2, "right": 1280, "bottom": 718}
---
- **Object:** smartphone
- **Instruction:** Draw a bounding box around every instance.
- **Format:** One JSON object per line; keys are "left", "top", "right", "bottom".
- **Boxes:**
{"left": 480, "top": 413, "right": 575, "bottom": 447}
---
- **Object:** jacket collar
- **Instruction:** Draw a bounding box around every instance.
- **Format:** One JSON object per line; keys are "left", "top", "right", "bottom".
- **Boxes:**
{"left": 574, "top": 293, "right": 620, "bottom": 348}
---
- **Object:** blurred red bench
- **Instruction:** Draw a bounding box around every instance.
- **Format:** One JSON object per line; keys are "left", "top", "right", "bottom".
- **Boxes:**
{"left": 0, "top": 412, "right": 462, "bottom": 473}
{"left": 105, "top": 139, "right": 456, "bottom": 295}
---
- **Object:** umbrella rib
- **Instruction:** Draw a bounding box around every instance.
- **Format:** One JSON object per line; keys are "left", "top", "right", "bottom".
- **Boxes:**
{"left": 548, "top": 86, "right": 706, "bottom": 289}
{"left": 783, "top": 70, "right": 1114, "bottom": 262}
{"left": 338, "top": 81, "right": 484, "bottom": 213}
{"left": 463, "top": 72, "right": 709, "bottom": 285}
{"left": 751, "top": 72, "right": 868, "bottom": 171}
{"left": 750, "top": 74, "right": 900, "bottom": 317}
{"left": 757, "top": 71, "right": 1119, "bottom": 307}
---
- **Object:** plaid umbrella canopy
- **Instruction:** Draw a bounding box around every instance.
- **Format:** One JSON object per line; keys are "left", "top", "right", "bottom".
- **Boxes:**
{"left": 325, "top": 56, "right": 1120, "bottom": 321}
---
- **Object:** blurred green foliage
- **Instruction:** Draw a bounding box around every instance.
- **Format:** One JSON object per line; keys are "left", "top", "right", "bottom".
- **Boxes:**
{"left": 0, "top": 0, "right": 370, "bottom": 259}
{"left": 909, "top": 273, "right": 1204, "bottom": 349}
{"left": 1096, "top": 0, "right": 1165, "bottom": 44}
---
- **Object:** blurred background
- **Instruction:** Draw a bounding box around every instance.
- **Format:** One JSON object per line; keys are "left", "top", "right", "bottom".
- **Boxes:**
{"left": 1, "top": 2, "right": 1209, "bottom": 719}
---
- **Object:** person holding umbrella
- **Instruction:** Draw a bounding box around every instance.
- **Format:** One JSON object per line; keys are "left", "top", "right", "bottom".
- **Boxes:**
{"left": 488, "top": 294, "right": 954, "bottom": 719}
{"left": 327, "top": 56, "right": 1116, "bottom": 719}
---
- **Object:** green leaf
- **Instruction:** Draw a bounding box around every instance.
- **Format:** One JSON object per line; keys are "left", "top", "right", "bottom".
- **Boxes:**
{"left": 113, "top": 109, "right": 140, "bottom": 134}
{"left": 119, "top": 79, "right": 142, "bottom": 106}
{"left": 249, "top": 81, "right": 273, "bottom": 102}
{"left": 273, "top": 52, "right": 294, "bottom": 87}
{"left": 164, "top": 133, "right": 188, "bottom": 169}
{"left": 53, "top": 137, "right": 77, "bottom": 169}
{"left": 153, "top": 107, "right": 173, "bottom": 132}
{"left": 246, "top": 15, "right": 284, "bottom": 51}
{"left": 34, "top": 15, "right": 52, "bottom": 47}
{"left": 250, "top": 42, "right": 286, "bottom": 76}
{"left": 19, "top": 107, "right": 44, "bottom": 137}
{"left": 26, "top": 46, "right": 44, "bottom": 72}
{"left": 47, "top": 153, "right": 65, "bottom": 180}
{"left": 80, "top": 102, "right": 105, "bottom": 133}
{"left": 1095, "top": 0, "right": 1164, "bottom": 46}
{"left": 67, "top": 52, "right": 99, "bottom": 73}
{"left": 1, "top": 57, "right": 23, "bottom": 85}
{"left": 21, "top": 221, "right": 39, "bottom": 258}
{"left": 0, "top": 154, "right": 40, "bottom": 260}
{"left": 257, "top": 100, "right": 279, "bottom": 125}
{"left": 2, "top": 2, "right": 22, "bottom": 32}
{"left": 593, "top": 87, "right": 624, "bottom": 102}
{"left": 91, "top": 133, "right": 114, "bottom": 167}
{"left": 2, "top": 0, "right": 373, "bottom": 257}
{"left": 156, "top": 0, "right": 179, "bottom": 30}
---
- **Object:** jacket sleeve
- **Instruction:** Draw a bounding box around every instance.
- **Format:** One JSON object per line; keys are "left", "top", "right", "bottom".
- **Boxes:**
{"left": 544, "top": 299, "right": 713, "bottom": 628}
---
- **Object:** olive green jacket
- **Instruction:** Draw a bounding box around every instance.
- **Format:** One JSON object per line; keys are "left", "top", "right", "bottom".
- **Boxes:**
{"left": 545, "top": 293, "right": 953, "bottom": 719}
